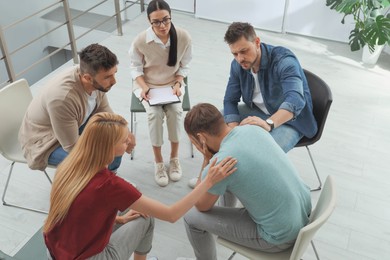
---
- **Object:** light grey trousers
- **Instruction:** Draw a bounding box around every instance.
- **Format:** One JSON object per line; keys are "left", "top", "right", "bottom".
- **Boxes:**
{"left": 89, "top": 217, "right": 154, "bottom": 260}
{"left": 142, "top": 87, "right": 185, "bottom": 147}
{"left": 183, "top": 193, "right": 294, "bottom": 260}
{"left": 48, "top": 217, "right": 154, "bottom": 260}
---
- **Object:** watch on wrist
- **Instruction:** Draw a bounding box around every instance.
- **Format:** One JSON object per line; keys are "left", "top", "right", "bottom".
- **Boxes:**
{"left": 266, "top": 118, "right": 274, "bottom": 132}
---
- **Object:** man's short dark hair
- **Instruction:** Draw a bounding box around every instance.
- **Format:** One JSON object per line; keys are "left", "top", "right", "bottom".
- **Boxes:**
{"left": 184, "top": 103, "right": 225, "bottom": 141}
{"left": 79, "top": 43, "right": 118, "bottom": 76}
{"left": 224, "top": 22, "right": 257, "bottom": 45}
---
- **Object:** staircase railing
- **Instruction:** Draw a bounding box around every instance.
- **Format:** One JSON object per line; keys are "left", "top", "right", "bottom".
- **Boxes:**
{"left": 0, "top": 0, "right": 144, "bottom": 87}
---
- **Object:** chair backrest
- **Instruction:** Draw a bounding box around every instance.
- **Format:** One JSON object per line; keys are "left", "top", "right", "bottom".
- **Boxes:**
{"left": 0, "top": 79, "right": 32, "bottom": 162}
{"left": 289, "top": 175, "right": 336, "bottom": 260}
{"left": 296, "top": 69, "right": 333, "bottom": 147}
{"left": 182, "top": 77, "right": 191, "bottom": 111}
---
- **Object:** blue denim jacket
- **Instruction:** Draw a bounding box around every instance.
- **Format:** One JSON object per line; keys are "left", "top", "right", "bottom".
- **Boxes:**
{"left": 223, "top": 43, "right": 317, "bottom": 138}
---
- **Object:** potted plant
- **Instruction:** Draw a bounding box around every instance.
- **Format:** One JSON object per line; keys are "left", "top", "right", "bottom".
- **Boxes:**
{"left": 326, "top": 0, "right": 390, "bottom": 57}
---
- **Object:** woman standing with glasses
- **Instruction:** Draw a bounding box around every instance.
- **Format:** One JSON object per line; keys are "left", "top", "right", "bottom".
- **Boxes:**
{"left": 129, "top": 0, "right": 192, "bottom": 187}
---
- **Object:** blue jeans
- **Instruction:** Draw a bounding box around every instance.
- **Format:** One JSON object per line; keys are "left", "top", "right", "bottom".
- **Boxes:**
{"left": 234, "top": 104, "right": 303, "bottom": 152}
{"left": 48, "top": 117, "right": 122, "bottom": 172}
{"left": 48, "top": 147, "right": 122, "bottom": 172}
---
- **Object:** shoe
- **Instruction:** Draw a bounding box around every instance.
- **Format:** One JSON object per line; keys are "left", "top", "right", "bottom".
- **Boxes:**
{"left": 169, "top": 157, "right": 182, "bottom": 181}
{"left": 154, "top": 162, "right": 169, "bottom": 187}
{"left": 188, "top": 177, "right": 198, "bottom": 189}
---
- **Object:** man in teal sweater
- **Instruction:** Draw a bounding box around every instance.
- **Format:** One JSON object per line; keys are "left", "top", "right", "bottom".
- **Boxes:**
{"left": 182, "top": 103, "right": 311, "bottom": 260}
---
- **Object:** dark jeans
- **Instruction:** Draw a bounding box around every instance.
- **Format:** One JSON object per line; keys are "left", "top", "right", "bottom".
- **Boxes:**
{"left": 48, "top": 115, "right": 123, "bottom": 172}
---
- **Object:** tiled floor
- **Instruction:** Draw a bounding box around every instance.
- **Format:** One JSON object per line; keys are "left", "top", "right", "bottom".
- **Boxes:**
{"left": 1, "top": 10, "right": 390, "bottom": 260}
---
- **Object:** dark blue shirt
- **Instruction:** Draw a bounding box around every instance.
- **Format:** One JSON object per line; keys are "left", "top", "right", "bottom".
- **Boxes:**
{"left": 223, "top": 43, "right": 317, "bottom": 138}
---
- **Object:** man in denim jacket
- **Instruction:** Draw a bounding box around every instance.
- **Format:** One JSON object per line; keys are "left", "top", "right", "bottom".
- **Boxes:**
{"left": 223, "top": 22, "right": 317, "bottom": 152}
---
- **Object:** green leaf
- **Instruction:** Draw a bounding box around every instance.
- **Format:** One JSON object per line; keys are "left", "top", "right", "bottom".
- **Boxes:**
{"left": 364, "top": 15, "right": 390, "bottom": 45}
{"left": 349, "top": 28, "right": 367, "bottom": 51}
{"left": 326, "top": 0, "right": 390, "bottom": 52}
{"left": 326, "top": 0, "right": 343, "bottom": 10}
{"left": 378, "top": 0, "right": 390, "bottom": 8}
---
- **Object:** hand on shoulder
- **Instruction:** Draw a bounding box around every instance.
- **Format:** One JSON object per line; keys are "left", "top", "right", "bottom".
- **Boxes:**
{"left": 203, "top": 157, "right": 237, "bottom": 186}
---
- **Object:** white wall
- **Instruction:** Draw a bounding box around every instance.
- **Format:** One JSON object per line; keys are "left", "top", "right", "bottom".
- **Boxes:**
{"left": 143, "top": 0, "right": 194, "bottom": 13}
{"left": 194, "top": 0, "right": 371, "bottom": 46}
{"left": 284, "top": 0, "right": 354, "bottom": 42}
{"left": 167, "top": 0, "right": 194, "bottom": 13}
{"left": 194, "top": 0, "right": 390, "bottom": 55}
{"left": 196, "top": 0, "right": 286, "bottom": 33}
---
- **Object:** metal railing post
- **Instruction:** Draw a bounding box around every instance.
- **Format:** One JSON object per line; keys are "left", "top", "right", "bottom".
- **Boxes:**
{"left": 0, "top": 26, "right": 16, "bottom": 82}
{"left": 281, "top": 0, "right": 290, "bottom": 34}
{"left": 1, "top": 0, "right": 143, "bottom": 86}
{"left": 114, "top": 0, "right": 123, "bottom": 36}
{"left": 62, "top": 0, "right": 79, "bottom": 64}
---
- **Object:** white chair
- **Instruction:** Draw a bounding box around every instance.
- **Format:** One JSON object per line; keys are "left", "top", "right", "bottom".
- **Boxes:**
{"left": 217, "top": 175, "right": 336, "bottom": 260}
{"left": 0, "top": 79, "right": 53, "bottom": 214}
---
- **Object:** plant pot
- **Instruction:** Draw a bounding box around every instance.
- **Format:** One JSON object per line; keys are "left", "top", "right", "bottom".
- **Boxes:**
{"left": 362, "top": 45, "right": 385, "bottom": 65}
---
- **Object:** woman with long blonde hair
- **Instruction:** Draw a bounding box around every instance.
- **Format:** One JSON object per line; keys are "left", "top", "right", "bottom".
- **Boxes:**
{"left": 43, "top": 112, "right": 237, "bottom": 260}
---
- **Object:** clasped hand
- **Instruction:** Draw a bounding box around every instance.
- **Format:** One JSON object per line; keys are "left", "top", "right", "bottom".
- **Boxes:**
{"left": 115, "top": 209, "right": 148, "bottom": 224}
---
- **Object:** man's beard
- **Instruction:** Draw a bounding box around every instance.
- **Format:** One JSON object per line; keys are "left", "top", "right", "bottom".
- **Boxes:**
{"left": 242, "top": 48, "right": 260, "bottom": 71}
{"left": 206, "top": 143, "right": 218, "bottom": 155}
{"left": 92, "top": 79, "right": 111, "bottom": 93}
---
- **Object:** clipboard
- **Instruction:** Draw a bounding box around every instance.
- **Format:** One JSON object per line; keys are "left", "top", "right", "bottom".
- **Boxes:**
{"left": 146, "top": 86, "right": 181, "bottom": 106}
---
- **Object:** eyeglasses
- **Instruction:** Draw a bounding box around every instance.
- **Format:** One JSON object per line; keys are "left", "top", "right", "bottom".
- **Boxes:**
{"left": 151, "top": 17, "right": 171, "bottom": 27}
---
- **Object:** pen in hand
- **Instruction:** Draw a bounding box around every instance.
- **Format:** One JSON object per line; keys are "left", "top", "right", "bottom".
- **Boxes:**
{"left": 140, "top": 88, "right": 151, "bottom": 102}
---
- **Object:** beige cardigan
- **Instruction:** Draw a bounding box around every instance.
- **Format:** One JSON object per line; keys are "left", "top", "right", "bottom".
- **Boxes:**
{"left": 18, "top": 66, "right": 112, "bottom": 170}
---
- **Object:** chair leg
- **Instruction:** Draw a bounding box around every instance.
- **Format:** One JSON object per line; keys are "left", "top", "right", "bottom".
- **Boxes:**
{"left": 227, "top": 251, "right": 236, "bottom": 260}
{"left": 190, "top": 140, "right": 194, "bottom": 158}
{"left": 311, "top": 241, "right": 320, "bottom": 260}
{"left": 305, "top": 146, "right": 322, "bottom": 192}
{"left": 2, "top": 162, "right": 15, "bottom": 205}
{"left": 2, "top": 162, "right": 51, "bottom": 214}
{"left": 44, "top": 169, "right": 53, "bottom": 184}
{"left": 130, "top": 112, "right": 136, "bottom": 160}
